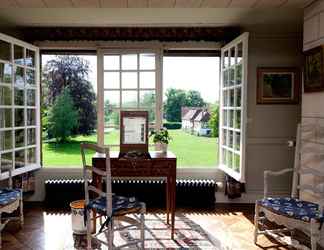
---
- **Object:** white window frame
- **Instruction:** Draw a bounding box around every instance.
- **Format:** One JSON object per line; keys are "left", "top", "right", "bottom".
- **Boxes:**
{"left": 219, "top": 32, "right": 249, "bottom": 182}
{"left": 0, "top": 32, "right": 41, "bottom": 180}
{"left": 97, "top": 48, "right": 163, "bottom": 147}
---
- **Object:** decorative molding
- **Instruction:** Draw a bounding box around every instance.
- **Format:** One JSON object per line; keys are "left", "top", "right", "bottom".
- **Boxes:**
{"left": 19, "top": 26, "right": 241, "bottom": 43}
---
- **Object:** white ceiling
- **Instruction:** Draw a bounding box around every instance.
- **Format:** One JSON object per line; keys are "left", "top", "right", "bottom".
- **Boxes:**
{"left": 0, "top": 0, "right": 310, "bottom": 8}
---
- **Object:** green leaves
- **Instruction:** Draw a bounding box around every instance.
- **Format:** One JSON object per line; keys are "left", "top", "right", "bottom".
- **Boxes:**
{"left": 150, "top": 128, "right": 172, "bottom": 144}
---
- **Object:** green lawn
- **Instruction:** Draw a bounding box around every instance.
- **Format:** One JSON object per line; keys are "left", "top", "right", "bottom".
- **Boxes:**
{"left": 43, "top": 129, "right": 218, "bottom": 168}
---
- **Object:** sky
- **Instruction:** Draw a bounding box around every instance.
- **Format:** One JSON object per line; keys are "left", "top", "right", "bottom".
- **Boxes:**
{"left": 42, "top": 55, "right": 220, "bottom": 103}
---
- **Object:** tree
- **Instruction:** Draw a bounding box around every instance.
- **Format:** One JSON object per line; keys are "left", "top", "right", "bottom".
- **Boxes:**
{"left": 48, "top": 88, "right": 78, "bottom": 142}
{"left": 208, "top": 103, "right": 219, "bottom": 138}
{"left": 141, "top": 92, "right": 156, "bottom": 122}
{"left": 186, "top": 90, "right": 206, "bottom": 107}
{"left": 43, "top": 56, "right": 96, "bottom": 135}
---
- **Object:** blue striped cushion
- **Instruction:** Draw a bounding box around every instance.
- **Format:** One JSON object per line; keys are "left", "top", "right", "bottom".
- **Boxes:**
{"left": 0, "top": 188, "right": 21, "bottom": 206}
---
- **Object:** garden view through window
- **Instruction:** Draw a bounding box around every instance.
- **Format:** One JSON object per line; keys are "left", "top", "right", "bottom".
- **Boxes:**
{"left": 41, "top": 53, "right": 219, "bottom": 168}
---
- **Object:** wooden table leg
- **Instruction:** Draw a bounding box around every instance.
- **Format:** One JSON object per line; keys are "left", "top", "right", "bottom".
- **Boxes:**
{"left": 171, "top": 176, "right": 176, "bottom": 240}
{"left": 166, "top": 177, "right": 170, "bottom": 225}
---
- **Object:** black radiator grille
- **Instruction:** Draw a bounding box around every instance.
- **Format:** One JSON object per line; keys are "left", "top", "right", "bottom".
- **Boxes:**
{"left": 45, "top": 179, "right": 217, "bottom": 209}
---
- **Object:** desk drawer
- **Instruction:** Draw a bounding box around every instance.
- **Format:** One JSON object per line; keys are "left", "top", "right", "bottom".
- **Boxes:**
{"left": 111, "top": 160, "right": 153, "bottom": 176}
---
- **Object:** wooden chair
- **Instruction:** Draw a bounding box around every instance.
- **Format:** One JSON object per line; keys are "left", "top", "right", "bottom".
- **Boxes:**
{"left": 81, "top": 143, "right": 146, "bottom": 249}
{"left": 254, "top": 124, "right": 324, "bottom": 250}
{"left": 0, "top": 165, "right": 23, "bottom": 248}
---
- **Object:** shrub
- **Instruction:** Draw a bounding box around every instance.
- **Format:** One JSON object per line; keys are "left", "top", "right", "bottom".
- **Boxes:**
{"left": 163, "top": 122, "right": 182, "bottom": 130}
{"left": 208, "top": 104, "right": 219, "bottom": 138}
{"left": 48, "top": 88, "right": 79, "bottom": 142}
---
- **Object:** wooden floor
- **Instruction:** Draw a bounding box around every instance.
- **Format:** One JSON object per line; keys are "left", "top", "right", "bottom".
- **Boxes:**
{"left": 1, "top": 203, "right": 313, "bottom": 250}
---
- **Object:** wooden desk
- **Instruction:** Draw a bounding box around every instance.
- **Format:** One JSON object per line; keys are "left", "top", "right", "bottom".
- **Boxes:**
{"left": 92, "top": 151, "right": 177, "bottom": 239}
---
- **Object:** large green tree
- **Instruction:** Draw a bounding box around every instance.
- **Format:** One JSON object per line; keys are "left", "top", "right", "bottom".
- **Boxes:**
{"left": 48, "top": 88, "right": 78, "bottom": 142}
{"left": 208, "top": 103, "right": 219, "bottom": 138}
{"left": 43, "top": 56, "right": 96, "bottom": 135}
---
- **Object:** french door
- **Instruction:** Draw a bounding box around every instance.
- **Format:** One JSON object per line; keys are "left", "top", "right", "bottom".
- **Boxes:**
{"left": 0, "top": 32, "right": 41, "bottom": 179}
{"left": 219, "top": 32, "right": 249, "bottom": 182}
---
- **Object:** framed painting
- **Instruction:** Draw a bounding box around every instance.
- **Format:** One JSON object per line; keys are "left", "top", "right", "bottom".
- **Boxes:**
{"left": 257, "top": 67, "right": 300, "bottom": 104}
{"left": 304, "top": 46, "right": 324, "bottom": 93}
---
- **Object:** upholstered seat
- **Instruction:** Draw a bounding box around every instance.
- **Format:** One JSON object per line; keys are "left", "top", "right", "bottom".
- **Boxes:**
{"left": 87, "top": 195, "right": 144, "bottom": 216}
{"left": 0, "top": 189, "right": 21, "bottom": 207}
{"left": 258, "top": 197, "right": 324, "bottom": 224}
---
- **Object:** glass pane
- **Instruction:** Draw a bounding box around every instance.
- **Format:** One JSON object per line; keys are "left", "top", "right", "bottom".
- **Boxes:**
{"left": 229, "top": 130, "right": 233, "bottom": 148}
{"left": 27, "top": 109, "right": 36, "bottom": 126}
{"left": 0, "top": 86, "right": 12, "bottom": 105}
{"left": 223, "top": 110, "right": 227, "bottom": 126}
{"left": 140, "top": 53, "right": 155, "bottom": 70}
{"left": 235, "top": 110, "right": 241, "bottom": 129}
{"left": 223, "top": 90, "right": 228, "bottom": 107}
{"left": 0, "top": 109, "right": 12, "bottom": 128}
{"left": 15, "top": 150, "right": 25, "bottom": 169}
{"left": 223, "top": 50, "right": 228, "bottom": 68}
{"left": 27, "top": 128, "right": 36, "bottom": 145}
{"left": 15, "top": 109, "right": 24, "bottom": 127}
{"left": 0, "top": 131, "right": 12, "bottom": 150}
{"left": 27, "top": 147, "right": 36, "bottom": 164}
{"left": 228, "top": 151, "right": 233, "bottom": 169}
{"left": 27, "top": 89, "right": 36, "bottom": 106}
{"left": 122, "top": 72, "right": 137, "bottom": 89}
{"left": 104, "top": 128, "right": 120, "bottom": 146}
{"left": 26, "top": 69, "right": 35, "bottom": 86}
{"left": 15, "top": 129, "right": 24, "bottom": 148}
{"left": 105, "top": 110, "right": 120, "bottom": 128}
{"left": 229, "top": 110, "right": 234, "bottom": 128}
{"left": 15, "top": 66, "right": 24, "bottom": 87}
{"left": 26, "top": 49, "right": 35, "bottom": 67}
{"left": 140, "top": 72, "right": 155, "bottom": 89}
{"left": 230, "top": 47, "right": 235, "bottom": 66}
{"left": 104, "top": 91, "right": 120, "bottom": 110}
{"left": 237, "top": 43, "right": 243, "bottom": 64}
{"left": 122, "top": 54, "right": 137, "bottom": 70}
{"left": 0, "top": 40, "right": 11, "bottom": 62}
{"left": 234, "top": 153, "right": 240, "bottom": 172}
{"left": 229, "top": 67, "right": 235, "bottom": 86}
{"left": 104, "top": 72, "right": 119, "bottom": 89}
{"left": 222, "top": 149, "right": 227, "bottom": 165}
{"left": 14, "top": 45, "right": 24, "bottom": 65}
{"left": 236, "top": 63, "right": 242, "bottom": 85}
{"left": 1, "top": 152, "right": 13, "bottom": 172}
{"left": 229, "top": 89, "right": 234, "bottom": 107}
{"left": 122, "top": 91, "right": 137, "bottom": 108}
{"left": 14, "top": 87, "right": 24, "bottom": 106}
{"left": 0, "top": 63, "right": 12, "bottom": 83}
{"left": 140, "top": 91, "right": 156, "bottom": 123}
{"left": 236, "top": 88, "right": 241, "bottom": 107}
{"left": 223, "top": 69, "right": 228, "bottom": 87}
{"left": 235, "top": 132, "right": 241, "bottom": 151}
{"left": 222, "top": 129, "right": 227, "bottom": 146}
{"left": 104, "top": 55, "right": 120, "bottom": 70}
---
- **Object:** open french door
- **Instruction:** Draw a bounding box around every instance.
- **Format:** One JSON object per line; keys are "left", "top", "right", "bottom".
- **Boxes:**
{"left": 219, "top": 32, "right": 249, "bottom": 183}
{"left": 0, "top": 32, "right": 41, "bottom": 179}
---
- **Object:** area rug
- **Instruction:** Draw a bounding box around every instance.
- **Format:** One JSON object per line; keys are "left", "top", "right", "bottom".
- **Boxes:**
{"left": 71, "top": 213, "right": 233, "bottom": 249}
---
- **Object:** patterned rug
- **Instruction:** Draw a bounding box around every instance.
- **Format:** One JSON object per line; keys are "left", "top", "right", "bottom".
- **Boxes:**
{"left": 72, "top": 213, "right": 233, "bottom": 249}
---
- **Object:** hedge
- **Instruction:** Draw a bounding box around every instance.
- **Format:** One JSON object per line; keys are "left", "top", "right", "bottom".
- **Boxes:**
{"left": 163, "top": 122, "right": 182, "bottom": 130}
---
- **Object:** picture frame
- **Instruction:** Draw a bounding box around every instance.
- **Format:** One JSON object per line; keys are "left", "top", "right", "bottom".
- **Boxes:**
{"left": 257, "top": 67, "right": 300, "bottom": 104}
{"left": 304, "top": 46, "right": 324, "bottom": 93}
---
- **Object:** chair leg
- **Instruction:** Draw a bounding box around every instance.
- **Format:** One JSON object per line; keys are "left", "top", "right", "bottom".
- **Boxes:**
{"left": 86, "top": 210, "right": 92, "bottom": 250}
{"left": 20, "top": 196, "right": 24, "bottom": 227}
{"left": 310, "top": 219, "right": 318, "bottom": 250}
{"left": 0, "top": 212, "right": 2, "bottom": 249}
{"left": 140, "top": 210, "right": 145, "bottom": 249}
{"left": 254, "top": 203, "right": 259, "bottom": 244}
{"left": 108, "top": 219, "right": 114, "bottom": 250}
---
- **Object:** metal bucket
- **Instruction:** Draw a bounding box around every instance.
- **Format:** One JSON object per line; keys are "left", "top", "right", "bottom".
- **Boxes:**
{"left": 70, "top": 200, "right": 91, "bottom": 235}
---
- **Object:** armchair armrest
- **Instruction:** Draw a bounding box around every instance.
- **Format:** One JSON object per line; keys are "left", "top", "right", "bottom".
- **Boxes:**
{"left": 264, "top": 168, "right": 294, "bottom": 198}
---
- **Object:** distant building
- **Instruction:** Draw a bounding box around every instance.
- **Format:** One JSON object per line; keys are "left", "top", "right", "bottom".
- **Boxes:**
{"left": 181, "top": 107, "right": 211, "bottom": 136}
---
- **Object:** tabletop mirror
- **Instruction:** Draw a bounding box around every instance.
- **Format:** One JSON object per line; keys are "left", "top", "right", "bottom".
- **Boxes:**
{"left": 120, "top": 111, "right": 149, "bottom": 155}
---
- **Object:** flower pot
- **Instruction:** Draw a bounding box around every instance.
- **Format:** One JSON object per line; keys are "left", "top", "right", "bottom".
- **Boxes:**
{"left": 70, "top": 200, "right": 93, "bottom": 235}
{"left": 160, "top": 143, "right": 168, "bottom": 154}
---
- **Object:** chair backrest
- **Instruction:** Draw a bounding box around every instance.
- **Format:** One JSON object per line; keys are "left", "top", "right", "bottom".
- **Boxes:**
{"left": 81, "top": 143, "right": 112, "bottom": 217}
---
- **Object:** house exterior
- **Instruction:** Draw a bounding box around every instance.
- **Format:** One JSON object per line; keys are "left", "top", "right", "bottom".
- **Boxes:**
{"left": 181, "top": 107, "right": 211, "bottom": 135}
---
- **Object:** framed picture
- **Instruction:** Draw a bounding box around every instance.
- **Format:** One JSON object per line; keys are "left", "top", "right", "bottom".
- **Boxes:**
{"left": 304, "top": 46, "right": 324, "bottom": 93}
{"left": 257, "top": 67, "right": 300, "bottom": 104}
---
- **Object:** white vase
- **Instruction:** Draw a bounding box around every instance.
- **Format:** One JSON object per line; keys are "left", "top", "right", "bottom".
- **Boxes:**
{"left": 160, "top": 143, "right": 168, "bottom": 153}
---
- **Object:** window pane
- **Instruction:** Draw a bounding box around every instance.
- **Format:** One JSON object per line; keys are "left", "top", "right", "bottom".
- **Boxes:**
{"left": 223, "top": 110, "right": 227, "bottom": 126}
{"left": 27, "top": 148, "right": 36, "bottom": 164}
{"left": 234, "top": 153, "right": 240, "bottom": 172}
{"left": 222, "top": 149, "right": 227, "bottom": 165}
{"left": 0, "top": 108, "right": 12, "bottom": 128}
{"left": 223, "top": 69, "right": 228, "bottom": 87}
{"left": 0, "top": 63, "right": 12, "bottom": 83}
{"left": 15, "top": 150, "right": 25, "bottom": 169}
{"left": 140, "top": 72, "right": 155, "bottom": 89}
{"left": 237, "top": 43, "right": 243, "bottom": 64}
{"left": 223, "top": 50, "right": 228, "bottom": 68}
{"left": 235, "top": 110, "right": 241, "bottom": 129}
{"left": 229, "top": 130, "right": 233, "bottom": 148}
{"left": 229, "top": 89, "right": 234, "bottom": 107}
{"left": 140, "top": 91, "right": 156, "bottom": 123}
{"left": 228, "top": 151, "right": 233, "bottom": 169}
{"left": 235, "top": 132, "right": 241, "bottom": 151}
{"left": 236, "top": 64, "right": 242, "bottom": 85}
{"left": 27, "top": 128, "right": 36, "bottom": 145}
{"left": 15, "top": 129, "right": 24, "bottom": 148}
{"left": 14, "top": 87, "right": 24, "bottom": 106}
{"left": 27, "top": 109, "right": 36, "bottom": 126}
{"left": 122, "top": 54, "right": 137, "bottom": 70}
{"left": 223, "top": 90, "right": 228, "bottom": 107}
{"left": 104, "top": 128, "right": 120, "bottom": 146}
{"left": 27, "top": 89, "right": 36, "bottom": 106}
{"left": 0, "top": 86, "right": 12, "bottom": 105}
{"left": 14, "top": 45, "right": 24, "bottom": 65}
{"left": 140, "top": 53, "right": 155, "bottom": 70}
{"left": 235, "top": 88, "right": 241, "bottom": 107}
{"left": 26, "top": 49, "right": 35, "bottom": 67}
{"left": 121, "top": 72, "right": 137, "bottom": 89}
{"left": 0, "top": 40, "right": 11, "bottom": 62}
{"left": 15, "top": 66, "right": 24, "bottom": 87}
{"left": 105, "top": 110, "right": 119, "bottom": 128}
{"left": 229, "top": 110, "right": 234, "bottom": 128}
{"left": 122, "top": 91, "right": 137, "bottom": 108}
{"left": 104, "top": 91, "right": 120, "bottom": 110}
{"left": 222, "top": 129, "right": 227, "bottom": 146}
{"left": 0, "top": 131, "right": 12, "bottom": 150}
{"left": 230, "top": 47, "right": 235, "bottom": 66}
{"left": 104, "top": 72, "right": 119, "bottom": 89}
{"left": 104, "top": 55, "right": 119, "bottom": 70}
{"left": 1, "top": 152, "right": 13, "bottom": 172}
{"left": 26, "top": 69, "right": 35, "bottom": 86}
{"left": 229, "top": 67, "right": 235, "bottom": 86}
{"left": 15, "top": 109, "right": 24, "bottom": 127}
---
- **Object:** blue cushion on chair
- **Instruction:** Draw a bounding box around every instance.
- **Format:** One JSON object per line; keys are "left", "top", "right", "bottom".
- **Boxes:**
{"left": 87, "top": 195, "right": 143, "bottom": 216}
{"left": 258, "top": 197, "right": 324, "bottom": 223}
{"left": 0, "top": 188, "right": 21, "bottom": 206}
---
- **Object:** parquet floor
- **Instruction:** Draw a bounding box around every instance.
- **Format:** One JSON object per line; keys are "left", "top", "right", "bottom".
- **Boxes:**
{"left": 1, "top": 203, "right": 316, "bottom": 250}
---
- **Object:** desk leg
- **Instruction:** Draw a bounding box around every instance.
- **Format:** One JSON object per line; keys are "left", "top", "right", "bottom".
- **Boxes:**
{"left": 171, "top": 176, "right": 176, "bottom": 240}
{"left": 166, "top": 177, "right": 170, "bottom": 225}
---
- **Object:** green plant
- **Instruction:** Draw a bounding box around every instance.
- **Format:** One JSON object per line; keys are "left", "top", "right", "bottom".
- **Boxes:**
{"left": 150, "top": 128, "right": 172, "bottom": 144}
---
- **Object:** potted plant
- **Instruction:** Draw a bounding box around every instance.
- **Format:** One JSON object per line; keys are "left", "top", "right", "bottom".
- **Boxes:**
{"left": 150, "top": 128, "right": 172, "bottom": 153}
